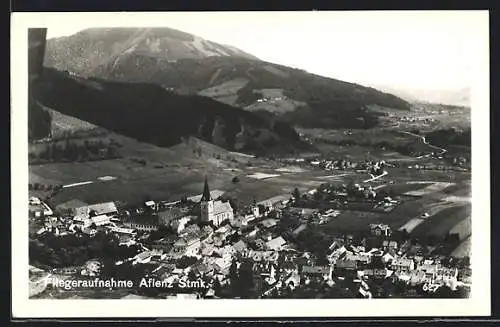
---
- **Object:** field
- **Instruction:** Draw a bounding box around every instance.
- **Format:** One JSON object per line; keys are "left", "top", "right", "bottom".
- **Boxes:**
{"left": 29, "top": 123, "right": 471, "bottom": 247}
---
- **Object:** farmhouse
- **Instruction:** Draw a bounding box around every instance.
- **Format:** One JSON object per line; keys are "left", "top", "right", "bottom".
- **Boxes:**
{"left": 369, "top": 224, "right": 392, "bottom": 237}
{"left": 55, "top": 199, "right": 88, "bottom": 215}
{"left": 391, "top": 258, "right": 415, "bottom": 272}
{"left": 29, "top": 198, "right": 53, "bottom": 218}
{"left": 123, "top": 214, "right": 160, "bottom": 232}
{"left": 74, "top": 202, "right": 118, "bottom": 219}
{"left": 266, "top": 236, "right": 287, "bottom": 251}
{"left": 90, "top": 214, "right": 111, "bottom": 226}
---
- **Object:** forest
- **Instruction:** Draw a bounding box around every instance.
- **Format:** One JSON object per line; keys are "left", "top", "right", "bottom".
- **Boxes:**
{"left": 29, "top": 138, "right": 121, "bottom": 164}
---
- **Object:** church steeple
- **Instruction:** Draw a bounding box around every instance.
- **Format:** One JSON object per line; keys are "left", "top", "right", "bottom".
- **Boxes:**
{"left": 201, "top": 176, "right": 212, "bottom": 202}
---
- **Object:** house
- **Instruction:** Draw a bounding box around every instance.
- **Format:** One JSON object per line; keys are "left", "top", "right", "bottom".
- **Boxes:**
{"left": 408, "top": 270, "right": 433, "bottom": 285}
{"left": 200, "top": 243, "right": 216, "bottom": 256}
{"left": 151, "top": 236, "right": 178, "bottom": 252}
{"left": 191, "top": 262, "right": 214, "bottom": 277}
{"left": 90, "top": 214, "right": 111, "bottom": 226}
{"left": 171, "top": 216, "right": 192, "bottom": 234}
{"left": 123, "top": 214, "right": 159, "bottom": 232}
{"left": 284, "top": 272, "right": 301, "bottom": 290}
{"left": 247, "top": 250, "right": 279, "bottom": 262}
{"left": 144, "top": 200, "right": 156, "bottom": 210}
{"left": 259, "top": 219, "right": 278, "bottom": 229}
{"left": 214, "top": 257, "right": 232, "bottom": 274}
{"left": 292, "top": 224, "right": 307, "bottom": 237}
{"left": 391, "top": 258, "right": 415, "bottom": 272}
{"left": 301, "top": 265, "right": 332, "bottom": 279}
{"left": 335, "top": 259, "right": 358, "bottom": 271}
{"left": 327, "top": 246, "right": 348, "bottom": 263}
{"left": 29, "top": 200, "right": 54, "bottom": 218}
{"left": 158, "top": 207, "right": 185, "bottom": 226}
{"left": 257, "top": 194, "right": 291, "bottom": 210}
{"left": 55, "top": 199, "right": 88, "bottom": 216}
{"left": 266, "top": 236, "right": 287, "bottom": 251}
{"left": 201, "top": 225, "right": 214, "bottom": 237}
{"left": 362, "top": 268, "right": 391, "bottom": 279}
{"left": 382, "top": 240, "right": 398, "bottom": 251}
{"left": 382, "top": 252, "right": 395, "bottom": 264}
{"left": 230, "top": 216, "right": 248, "bottom": 228}
{"left": 73, "top": 216, "right": 92, "bottom": 229}
{"left": 174, "top": 234, "right": 201, "bottom": 257}
{"left": 200, "top": 178, "right": 234, "bottom": 227}
{"left": 259, "top": 230, "right": 274, "bottom": 242}
{"left": 74, "top": 202, "right": 118, "bottom": 219}
{"left": 369, "top": 224, "right": 392, "bottom": 237}
{"left": 133, "top": 251, "right": 154, "bottom": 264}
{"left": 344, "top": 253, "right": 372, "bottom": 266}
{"left": 108, "top": 226, "right": 136, "bottom": 236}
{"left": 232, "top": 240, "right": 248, "bottom": 254}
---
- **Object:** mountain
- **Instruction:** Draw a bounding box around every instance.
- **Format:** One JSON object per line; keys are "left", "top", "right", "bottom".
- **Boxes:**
{"left": 44, "top": 27, "right": 410, "bottom": 129}
{"left": 35, "top": 67, "right": 312, "bottom": 157}
{"left": 371, "top": 84, "right": 470, "bottom": 107}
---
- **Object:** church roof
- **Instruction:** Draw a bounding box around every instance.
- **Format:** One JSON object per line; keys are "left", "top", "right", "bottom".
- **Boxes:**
{"left": 213, "top": 200, "right": 233, "bottom": 216}
{"left": 201, "top": 177, "right": 212, "bottom": 202}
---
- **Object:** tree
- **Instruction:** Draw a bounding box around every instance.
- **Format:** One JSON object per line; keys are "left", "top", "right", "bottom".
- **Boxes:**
{"left": 229, "top": 259, "right": 239, "bottom": 294}
{"left": 238, "top": 260, "right": 255, "bottom": 298}
{"left": 213, "top": 277, "right": 222, "bottom": 297}
{"left": 232, "top": 176, "right": 240, "bottom": 184}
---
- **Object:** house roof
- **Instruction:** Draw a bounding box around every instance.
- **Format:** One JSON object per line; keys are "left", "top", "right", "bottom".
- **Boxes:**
{"left": 158, "top": 207, "right": 184, "bottom": 224}
{"left": 188, "top": 190, "right": 225, "bottom": 203}
{"left": 292, "top": 224, "right": 307, "bottom": 236}
{"left": 266, "top": 236, "right": 287, "bottom": 250}
{"left": 232, "top": 240, "right": 247, "bottom": 252}
{"left": 260, "top": 219, "right": 278, "bottom": 228}
{"left": 257, "top": 194, "right": 291, "bottom": 206}
{"left": 125, "top": 214, "right": 159, "bottom": 226}
{"left": 56, "top": 199, "right": 89, "bottom": 211}
{"left": 136, "top": 251, "right": 153, "bottom": 261}
{"left": 213, "top": 200, "right": 233, "bottom": 216}
{"left": 75, "top": 202, "right": 117, "bottom": 217}
{"left": 392, "top": 258, "right": 414, "bottom": 267}
{"left": 302, "top": 265, "right": 330, "bottom": 275}
{"left": 91, "top": 215, "right": 110, "bottom": 223}
{"left": 335, "top": 259, "right": 357, "bottom": 269}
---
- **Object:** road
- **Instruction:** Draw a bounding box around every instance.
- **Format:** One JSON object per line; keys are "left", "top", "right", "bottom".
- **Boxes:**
{"left": 363, "top": 170, "right": 388, "bottom": 183}
{"left": 398, "top": 131, "right": 448, "bottom": 159}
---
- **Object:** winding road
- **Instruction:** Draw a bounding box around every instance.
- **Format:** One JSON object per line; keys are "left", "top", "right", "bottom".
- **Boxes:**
{"left": 398, "top": 131, "right": 448, "bottom": 159}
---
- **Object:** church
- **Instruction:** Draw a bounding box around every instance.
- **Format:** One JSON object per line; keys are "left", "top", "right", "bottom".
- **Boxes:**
{"left": 200, "top": 177, "right": 234, "bottom": 227}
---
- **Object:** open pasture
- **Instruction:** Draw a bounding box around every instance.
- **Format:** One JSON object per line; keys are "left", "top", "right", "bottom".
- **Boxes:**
{"left": 410, "top": 204, "right": 470, "bottom": 238}
{"left": 404, "top": 182, "right": 455, "bottom": 196}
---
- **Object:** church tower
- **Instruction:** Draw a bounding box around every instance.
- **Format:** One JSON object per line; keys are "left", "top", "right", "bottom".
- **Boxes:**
{"left": 200, "top": 176, "right": 214, "bottom": 223}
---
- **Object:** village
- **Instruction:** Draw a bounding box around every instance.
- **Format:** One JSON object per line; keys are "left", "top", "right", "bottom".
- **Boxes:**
{"left": 29, "top": 167, "right": 471, "bottom": 299}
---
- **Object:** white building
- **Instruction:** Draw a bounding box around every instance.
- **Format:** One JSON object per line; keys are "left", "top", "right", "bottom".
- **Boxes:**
{"left": 200, "top": 178, "right": 234, "bottom": 227}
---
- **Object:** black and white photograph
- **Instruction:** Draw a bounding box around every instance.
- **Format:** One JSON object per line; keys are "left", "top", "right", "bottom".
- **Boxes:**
{"left": 12, "top": 11, "right": 490, "bottom": 317}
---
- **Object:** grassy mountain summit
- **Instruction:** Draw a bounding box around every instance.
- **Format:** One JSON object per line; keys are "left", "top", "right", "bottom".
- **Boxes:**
{"left": 44, "top": 27, "right": 410, "bottom": 129}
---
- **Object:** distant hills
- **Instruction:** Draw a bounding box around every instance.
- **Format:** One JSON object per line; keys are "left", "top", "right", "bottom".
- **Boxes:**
{"left": 44, "top": 27, "right": 411, "bottom": 129}
{"left": 35, "top": 68, "right": 312, "bottom": 157}
{"left": 371, "top": 84, "right": 470, "bottom": 108}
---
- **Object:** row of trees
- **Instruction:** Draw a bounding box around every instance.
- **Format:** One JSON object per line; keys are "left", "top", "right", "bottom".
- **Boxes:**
{"left": 30, "top": 232, "right": 141, "bottom": 269}
{"left": 28, "top": 97, "right": 52, "bottom": 142}
{"left": 29, "top": 139, "right": 120, "bottom": 163}
{"left": 426, "top": 128, "right": 471, "bottom": 148}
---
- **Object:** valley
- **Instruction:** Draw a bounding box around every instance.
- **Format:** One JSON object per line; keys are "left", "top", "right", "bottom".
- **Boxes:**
{"left": 26, "top": 25, "right": 473, "bottom": 301}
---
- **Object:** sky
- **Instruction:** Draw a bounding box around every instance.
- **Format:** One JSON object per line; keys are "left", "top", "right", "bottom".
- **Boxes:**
{"left": 42, "top": 11, "right": 487, "bottom": 92}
